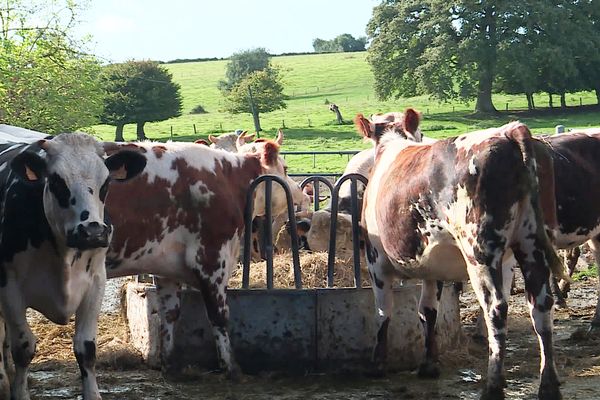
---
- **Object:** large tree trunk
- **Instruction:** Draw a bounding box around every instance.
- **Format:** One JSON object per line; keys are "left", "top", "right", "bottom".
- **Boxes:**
{"left": 560, "top": 92, "right": 567, "bottom": 108}
{"left": 115, "top": 124, "right": 125, "bottom": 142}
{"left": 136, "top": 121, "right": 147, "bottom": 141}
{"left": 474, "top": 5, "right": 498, "bottom": 114}
{"left": 548, "top": 93, "right": 553, "bottom": 108}
{"left": 526, "top": 93, "right": 534, "bottom": 111}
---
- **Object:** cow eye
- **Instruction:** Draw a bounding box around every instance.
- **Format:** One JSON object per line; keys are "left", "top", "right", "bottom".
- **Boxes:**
{"left": 47, "top": 173, "right": 71, "bottom": 208}
{"left": 99, "top": 178, "right": 110, "bottom": 202}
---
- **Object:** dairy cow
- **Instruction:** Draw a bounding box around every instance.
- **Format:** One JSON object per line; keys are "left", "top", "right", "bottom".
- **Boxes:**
{"left": 103, "top": 138, "right": 292, "bottom": 378}
{"left": 0, "top": 133, "right": 146, "bottom": 400}
{"left": 357, "top": 109, "right": 565, "bottom": 399}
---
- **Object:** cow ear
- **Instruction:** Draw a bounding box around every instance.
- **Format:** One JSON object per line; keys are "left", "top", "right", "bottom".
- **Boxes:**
{"left": 260, "top": 141, "right": 280, "bottom": 166}
{"left": 105, "top": 150, "right": 147, "bottom": 181}
{"left": 275, "top": 129, "right": 283, "bottom": 145}
{"left": 10, "top": 151, "right": 47, "bottom": 182}
{"left": 354, "top": 114, "right": 374, "bottom": 139}
{"left": 244, "top": 132, "right": 256, "bottom": 142}
{"left": 208, "top": 134, "right": 217, "bottom": 144}
{"left": 403, "top": 108, "right": 421, "bottom": 134}
{"left": 194, "top": 139, "right": 209, "bottom": 146}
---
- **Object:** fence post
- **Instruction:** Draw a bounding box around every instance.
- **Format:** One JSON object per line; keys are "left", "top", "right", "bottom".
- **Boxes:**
{"left": 193, "top": 124, "right": 197, "bottom": 134}
{"left": 580, "top": 97, "right": 583, "bottom": 106}
{"left": 170, "top": 126, "right": 173, "bottom": 140}
{"left": 219, "top": 122, "right": 223, "bottom": 132}
{"left": 282, "top": 119, "right": 286, "bottom": 129}
{"left": 506, "top": 103, "right": 509, "bottom": 111}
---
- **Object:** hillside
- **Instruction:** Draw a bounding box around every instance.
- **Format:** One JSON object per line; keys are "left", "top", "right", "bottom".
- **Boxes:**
{"left": 89, "top": 52, "right": 600, "bottom": 173}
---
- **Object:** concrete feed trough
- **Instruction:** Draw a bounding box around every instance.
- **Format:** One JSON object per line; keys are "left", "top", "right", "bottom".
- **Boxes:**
{"left": 125, "top": 281, "right": 462, "bottom": 373}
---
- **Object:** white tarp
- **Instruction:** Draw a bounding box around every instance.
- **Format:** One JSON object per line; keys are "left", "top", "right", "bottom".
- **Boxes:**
{"left": 0, "top": 124, "right": 48, "bottom": 144}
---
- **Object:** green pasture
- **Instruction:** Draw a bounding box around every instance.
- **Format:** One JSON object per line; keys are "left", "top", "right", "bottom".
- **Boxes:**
{"left": 89, "top": 52, "right": 600, "bottom": 174}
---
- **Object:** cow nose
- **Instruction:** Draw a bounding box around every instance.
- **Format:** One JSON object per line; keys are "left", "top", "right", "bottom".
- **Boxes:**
{"left": 67, "top": 222, "right": 110, "bottom": 250}
{"left": 79, "top": 222, "right": 108, "bottom": 240}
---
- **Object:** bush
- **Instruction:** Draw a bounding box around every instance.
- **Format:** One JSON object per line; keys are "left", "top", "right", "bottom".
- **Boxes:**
{"left": 425, "top": 124, "right": 457, "bottom": 131}
{"left": 190, "top": 104, "right": 208, "bottom": 114}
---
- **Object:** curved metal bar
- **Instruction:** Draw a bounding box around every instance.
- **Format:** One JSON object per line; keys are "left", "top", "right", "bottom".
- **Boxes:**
{"left": 300, "top": 176, "right": 334, "bottom": 212}
{"left": 326, "top": 173, "right": 369, "bottom": 288}
{"left": 242, "top": 174, "right": 302, "bottom": 289}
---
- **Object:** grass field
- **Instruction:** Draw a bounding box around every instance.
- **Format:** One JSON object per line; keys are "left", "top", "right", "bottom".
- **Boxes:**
{"left": 88, "top": 52, "right": 600, "bottom": 173}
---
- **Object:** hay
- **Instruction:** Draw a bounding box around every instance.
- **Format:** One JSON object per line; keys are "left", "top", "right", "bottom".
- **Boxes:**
{"left": 229, "top": 251, "right": 371, "bottom": 289}
{"left": 29, "top": 309, "right": 143, "bottom": 369}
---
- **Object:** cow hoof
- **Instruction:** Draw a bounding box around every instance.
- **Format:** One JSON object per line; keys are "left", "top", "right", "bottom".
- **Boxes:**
{"left": 227, "top": 363, "right": 243, "bottom": 383}
{"left": 538, "top": 385, "right": 562, "bottom": 400}
{"left": 553, "top": 298, "right": 568, "bottom": 311}
{"left": 417, "top": 361, "right": 440, "bottom": 379}
{"left": 480, "top": 386, "right": 505, "bottom": 400}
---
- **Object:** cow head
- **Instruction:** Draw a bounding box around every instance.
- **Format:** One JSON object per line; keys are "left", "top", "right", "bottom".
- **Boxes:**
{"left": 238, "top": 130, "right": 309, "bottom": 215}
{"left": 355, "top": 108, "right": 423, "bottom": 144}
{"left": 209, "top": 131, "right": 255, "bottom": 152}
{"left": 10, "top": 133, "right": 146, "bottom": 251}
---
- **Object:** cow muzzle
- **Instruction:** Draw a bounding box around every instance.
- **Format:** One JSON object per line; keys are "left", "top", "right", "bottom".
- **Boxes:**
{"left": 66, "top": 222, "right": 110, "bottom": 250}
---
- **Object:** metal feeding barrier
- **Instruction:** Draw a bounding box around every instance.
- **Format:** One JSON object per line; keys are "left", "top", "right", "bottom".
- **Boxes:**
{"left": 242, "top": 174, "right": 302, "bottom": 289}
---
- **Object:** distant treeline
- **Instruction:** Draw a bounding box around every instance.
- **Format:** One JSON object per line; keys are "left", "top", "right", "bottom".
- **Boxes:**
{"left": 161, "top": 49, "right": 362, "bottom": 65}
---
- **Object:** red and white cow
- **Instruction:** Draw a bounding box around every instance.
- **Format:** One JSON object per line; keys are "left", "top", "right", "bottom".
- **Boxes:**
{"left": 208, "top": 131, "right": 254, "bottom": 152}
{"left": 0, "top": 133, "right": 146, "bottom": 400}
{"left": 356, "top": 109, "right": 565, "bottom": 399}
{"left": 103, "top": 138, "right": 292, "bottom": 378}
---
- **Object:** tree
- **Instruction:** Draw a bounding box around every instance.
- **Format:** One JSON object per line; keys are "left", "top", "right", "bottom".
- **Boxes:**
{"left": 368, "top": 1, "right": 600, "bottom": 114}
{"left": 219, "top": 49, "right": 287, "bottom": 132}
{"left": 0, "top": 0, "right": 103, "bottom": 133}
{"left": 222, "top": 68, "right": 287, "bottom": 132}
{"left": 218, "top": 48, "right": 270, "bottom": 92}
{"left": 100, "top": 61, "right": 182, "bottom": 141}
{"left": 312, "top": 34, "right": 366, "bottom": 53}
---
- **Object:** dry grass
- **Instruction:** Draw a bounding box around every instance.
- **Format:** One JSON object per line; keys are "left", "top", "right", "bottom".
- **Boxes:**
{"left": 229, "top": 251, "right": 371, "bottom": 289}
{"left": 29, "top": 307, "right": 143, "bottom": 369}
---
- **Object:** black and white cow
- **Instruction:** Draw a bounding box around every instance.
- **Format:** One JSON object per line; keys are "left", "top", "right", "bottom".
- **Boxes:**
{"left": 0, "top": 133, "right": 146, "bottom": 399}
{"left": 356, "top": 110, "right": 565, "bottom": 399}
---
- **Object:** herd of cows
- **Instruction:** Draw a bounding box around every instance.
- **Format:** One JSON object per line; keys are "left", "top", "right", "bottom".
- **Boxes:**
{"left": 0, "top": 110, "right": 600, "bottom": 399}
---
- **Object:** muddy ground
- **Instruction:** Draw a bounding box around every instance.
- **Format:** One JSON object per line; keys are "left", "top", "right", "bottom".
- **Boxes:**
{"left": 25, "top": 268, "right": 600, "bottom": 399}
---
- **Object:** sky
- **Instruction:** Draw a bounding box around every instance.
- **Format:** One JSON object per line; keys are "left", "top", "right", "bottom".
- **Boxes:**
{"left": 76, "top": 0, "right": 380, "bottom": 63}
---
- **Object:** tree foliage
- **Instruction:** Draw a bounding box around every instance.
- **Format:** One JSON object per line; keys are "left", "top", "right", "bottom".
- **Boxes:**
{"left": 219, "top": 49, "right": 287, "bottom": 132}
{"left": 367, "top": 0, "right": 600, "bottom": 113}
{"left": 313, "top": 34, "right": 367, "bottom": 53}
{"left": 218, "top": 48, "right": 270, "bottom": 92}
{"left": 223, "top": 68, "right": 288, "bottom": 114}
{"left": 0, "top": 0, "right": 103, "bottom": 134}
{"left": 100, "top": 60, "right": 182, "bottom": 141}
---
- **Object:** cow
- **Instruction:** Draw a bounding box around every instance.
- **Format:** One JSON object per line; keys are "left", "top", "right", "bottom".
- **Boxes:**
{"left": 356, "top": 109, "right": 565, "bottom": 400}
{"left": 103, "top": 138, "right": 293, "bottom": 379}
{"left": 0, "top": 133, "right": 146, "bottom": 400}
{"left": 208, "top": 130, "right": 255, "bottom": 152}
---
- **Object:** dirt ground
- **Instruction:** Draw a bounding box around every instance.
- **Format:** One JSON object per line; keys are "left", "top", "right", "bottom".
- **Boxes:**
{"left": 24, "top": 258, "right": 600, "bottom": 399}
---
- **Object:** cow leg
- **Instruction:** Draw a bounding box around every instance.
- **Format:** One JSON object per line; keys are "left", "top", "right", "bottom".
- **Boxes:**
{"left": 512, "top": 251, "right": 561, "bottom": 400}
{"left": 474, "top": 256, "right": 516, "bottom": 341}
{"left": 461, "top": 245, "right": 509, "bottom": 400}
{"left": 154, "top": 277, "right": 182, "bottom": 376}
{"left": 557, "top": 246, "right": 580, "bottom": 299}
{"left": 0, "top": 291, "right": 35, "bottom": 400}
{"left": 418, "top": 280, "right": 443, "bottom": 378}
{"left": 588, "top": 238, "right": 600, "bottom": 329}
{"left": 0, "top": 316, "right": 9, "bottom": 399}
{"left": 195, "top": 272, "right": 240, "bottom": 380}
{"left": 73, "top": 272, "right": 105, "bottom": 400}
{"left": 365, "top": 237, "right": 394, "bottom": 375}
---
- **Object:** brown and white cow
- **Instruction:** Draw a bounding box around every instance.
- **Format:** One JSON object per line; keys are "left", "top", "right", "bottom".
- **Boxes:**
{"left": 0, "top": 133, "right": 146, "bottom": 400}
{"left": 103, "top": 138, "right": 292, "bottom": 378}
{"left": 356, "top": 109, "right": 565, "bottom": 399}
{"left": 537, "top": 129, "right": 600, "bottom": 324}
{"left": 208, "top": 131, "right": 255, "bottom": 152}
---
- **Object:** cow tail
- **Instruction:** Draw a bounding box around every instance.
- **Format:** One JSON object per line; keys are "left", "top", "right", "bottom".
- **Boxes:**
{"left": 506, "top": 123, "right": 568, "bottom": 282}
